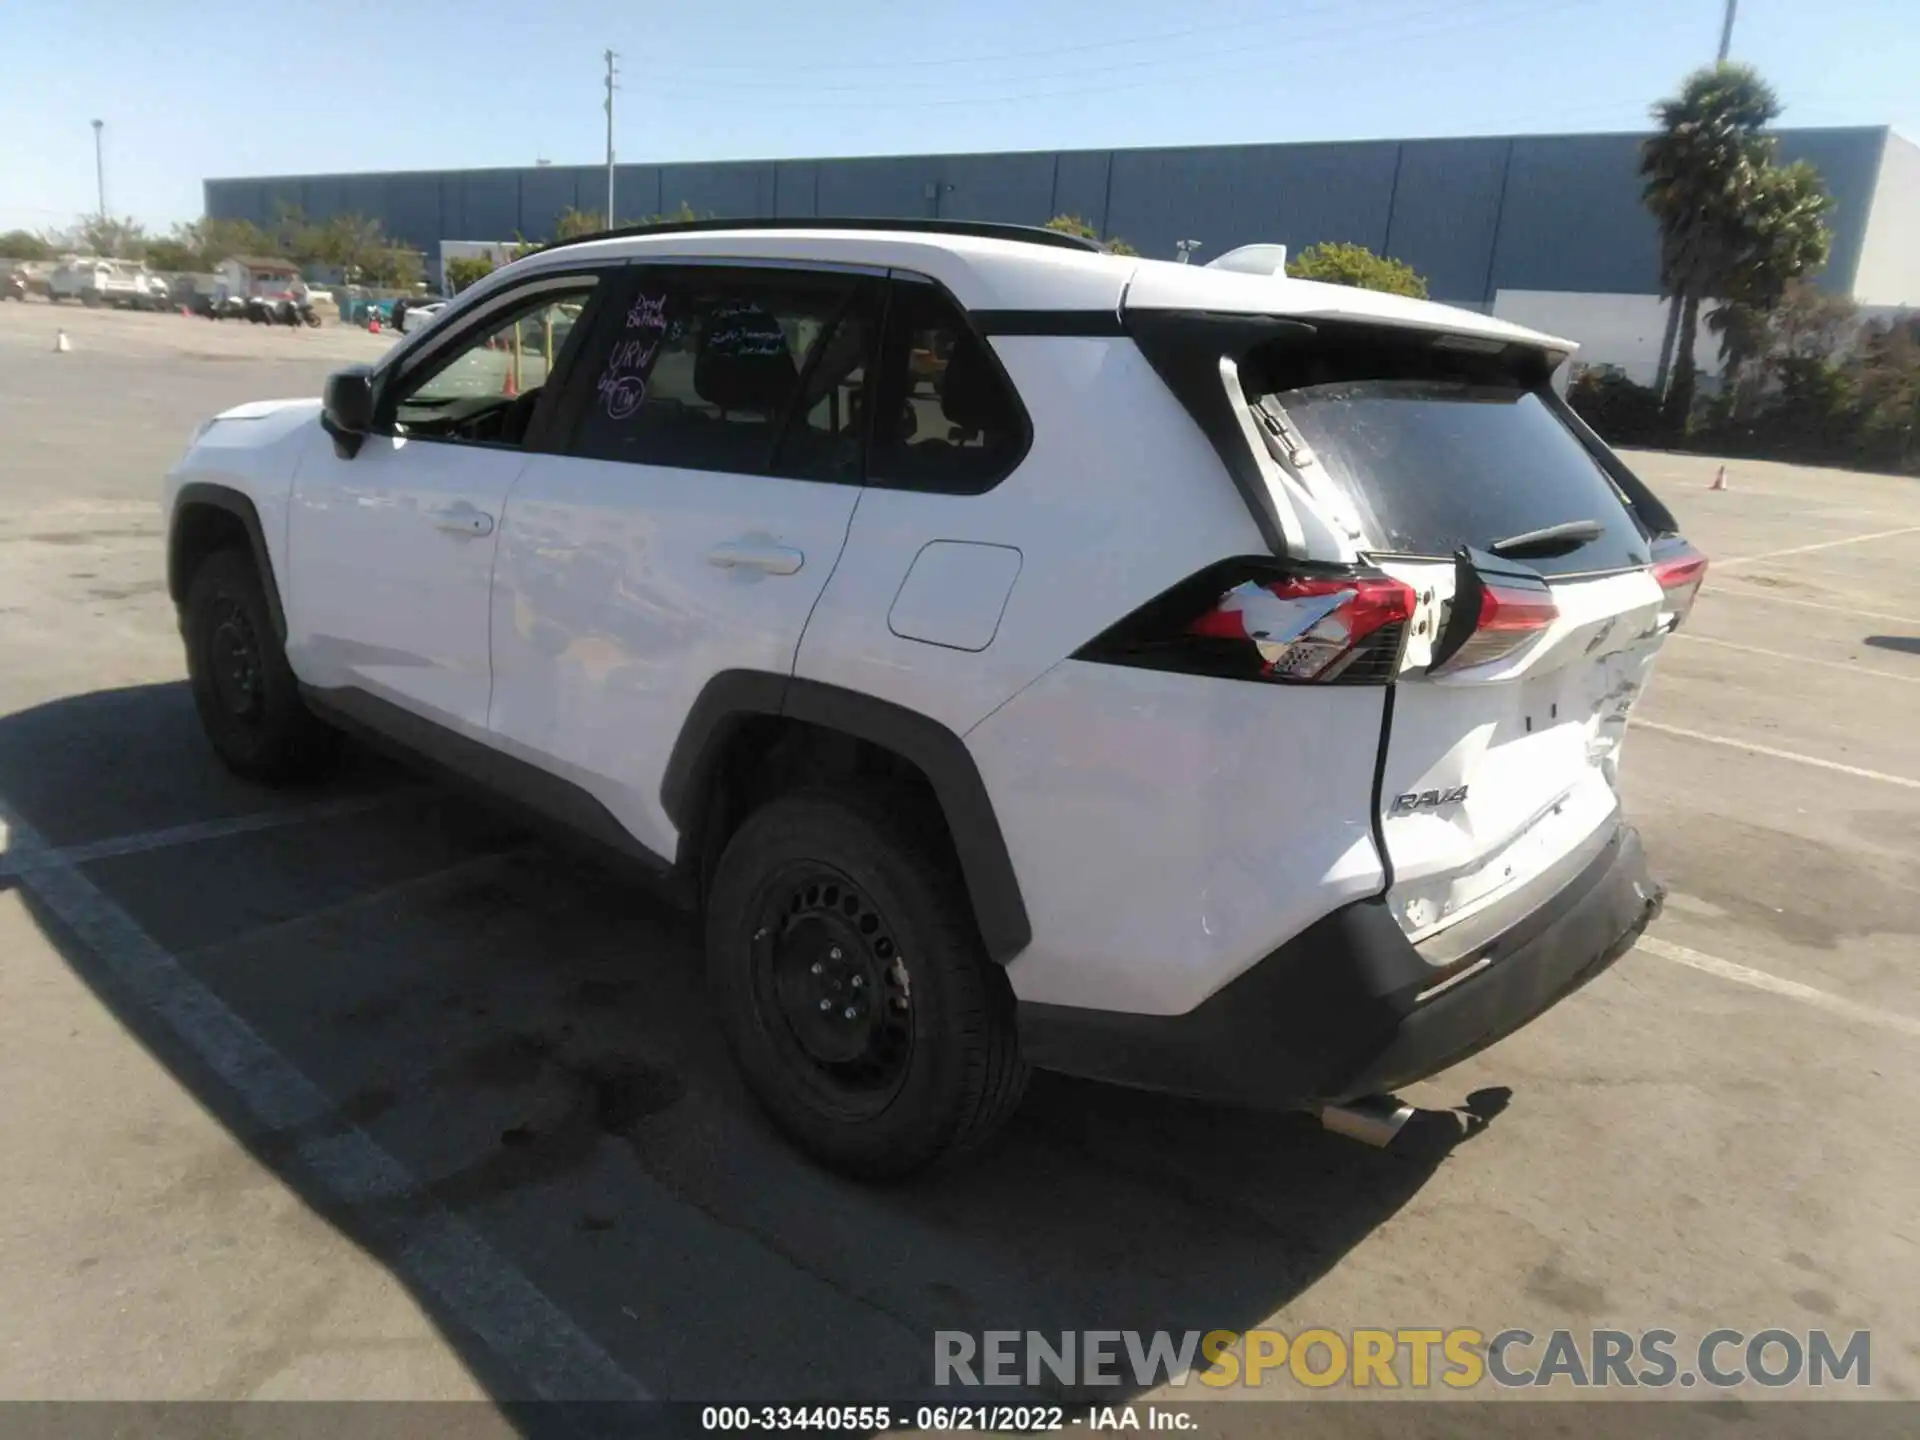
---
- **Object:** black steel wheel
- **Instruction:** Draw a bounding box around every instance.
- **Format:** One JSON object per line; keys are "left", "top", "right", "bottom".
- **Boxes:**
{"left": 707, "top": 789, "right": 1027, "bottom": 1178}
{"left": 750, "top": 861, "right": 915, "bottom": 1117}
{"left": 183, "top": 547, "right": 338, "bottom": 783}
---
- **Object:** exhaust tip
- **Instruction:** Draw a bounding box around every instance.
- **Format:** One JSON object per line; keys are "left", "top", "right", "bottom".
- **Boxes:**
{"left": 1319, "top": 1095, "right": 1418, "bottom": 1148}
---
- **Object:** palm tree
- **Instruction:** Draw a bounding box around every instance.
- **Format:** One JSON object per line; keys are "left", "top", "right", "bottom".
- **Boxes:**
{"left": 1640, "top": 63, "right": 1784, "bottom": 430}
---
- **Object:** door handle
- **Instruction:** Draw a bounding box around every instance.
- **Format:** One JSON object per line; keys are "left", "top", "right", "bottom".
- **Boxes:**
{"left": 432, "top": 505, "right": 495, "bottom": 538}
{"left": 706, "top": 541, "right": 804, "bottom": 575}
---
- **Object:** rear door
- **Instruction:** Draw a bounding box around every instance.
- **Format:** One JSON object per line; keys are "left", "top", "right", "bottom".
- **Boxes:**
{"left": 1254, "top": 347, "right": 1703, "bottom": 953}
{"left": 486, "top": 262, "right": 878, "bottom": 860}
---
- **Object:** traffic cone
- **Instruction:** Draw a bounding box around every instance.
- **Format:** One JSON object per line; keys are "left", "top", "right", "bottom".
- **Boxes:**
{"left": 54, "top": 329, "right": 70, "bottom": 353}
{"left": 501, "top": 366, "right": 518, "bottom": 399}
{"left": 1710, "top": 465, "right": 1728, "bottom": 491}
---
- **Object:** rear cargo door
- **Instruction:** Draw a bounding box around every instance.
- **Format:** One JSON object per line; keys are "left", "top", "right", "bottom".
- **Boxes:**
{"left": 1258, "top": 360, "right": 1702, "bottom": 955}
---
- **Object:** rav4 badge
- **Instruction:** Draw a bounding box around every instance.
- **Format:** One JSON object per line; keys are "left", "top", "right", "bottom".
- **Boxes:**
{"left": 1390, "top": 785, "right": 1470, "bottom": 815}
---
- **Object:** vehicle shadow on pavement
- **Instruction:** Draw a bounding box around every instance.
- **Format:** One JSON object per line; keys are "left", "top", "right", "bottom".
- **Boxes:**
{"left": 0, "top": 682, "right": 1499, "bottom": 1412}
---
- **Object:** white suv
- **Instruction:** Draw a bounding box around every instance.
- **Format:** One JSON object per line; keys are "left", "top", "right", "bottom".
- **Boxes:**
{"left": 163, "top": 219, "right": 1699, "bottom": 1176}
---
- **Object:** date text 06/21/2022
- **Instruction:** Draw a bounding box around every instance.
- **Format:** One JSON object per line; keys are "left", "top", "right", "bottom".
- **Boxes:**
{"left": 699, "top": 1405, "right": 1187, "bottom": 1431}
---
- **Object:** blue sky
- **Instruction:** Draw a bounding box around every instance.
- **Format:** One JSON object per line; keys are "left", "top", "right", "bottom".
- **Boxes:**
{"left": 3, "top": 0, "right": 1917, "bottom": 234}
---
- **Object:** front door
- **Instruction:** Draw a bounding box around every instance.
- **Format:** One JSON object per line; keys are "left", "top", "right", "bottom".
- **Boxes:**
{"left": 285, "top": 271, "right": 608, "bottom": 736}
{"left": 487, "top": 263, "right": 879, "bottom": 859}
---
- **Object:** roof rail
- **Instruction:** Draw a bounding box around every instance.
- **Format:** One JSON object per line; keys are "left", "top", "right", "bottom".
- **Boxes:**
{"left": 532, "top": 215, "right": 1105, "bottom": 256}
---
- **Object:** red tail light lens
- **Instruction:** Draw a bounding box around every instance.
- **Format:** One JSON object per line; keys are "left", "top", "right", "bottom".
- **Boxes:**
{"left": 1075, "top": 562, "right": 1415, "bottom": 685}
{"left": 1431, "top": 555, "right": 1560, "bottom": 675}
{"left": 1651, "top": 543, "right": 1709, "bottom": 628}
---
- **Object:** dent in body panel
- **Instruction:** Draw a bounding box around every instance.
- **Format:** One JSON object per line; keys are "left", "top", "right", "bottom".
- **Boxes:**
{"left": 972, "top": 660, "right": 1387, "bottom": 1015}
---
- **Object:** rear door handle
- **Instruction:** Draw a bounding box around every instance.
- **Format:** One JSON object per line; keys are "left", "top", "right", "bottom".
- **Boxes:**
{"left": 706, "top": 541, "right": 803, "bottom": 575}
{"left": 431, "top": 504, "right": 495, "bottom": 538}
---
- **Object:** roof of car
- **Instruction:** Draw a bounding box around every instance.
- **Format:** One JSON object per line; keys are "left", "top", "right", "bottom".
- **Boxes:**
{"left": 510, "top": 220, "right": 1573, "bottom": 355}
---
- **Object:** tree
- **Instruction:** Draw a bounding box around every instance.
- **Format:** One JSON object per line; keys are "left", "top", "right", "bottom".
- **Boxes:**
{"left": 1285, "top": 241, "right": 1429, "bottom": 298}
{"left": 554, "top": 206, "right": 607, "bottom": 240}
{"left": 445, "top": 256, "right": 495, "bottom": 292}
{"left": 72, "top": 214, "right": 149, "bottom": 258}
{"left": 362, "top": 246, "right": 424, "bottom": 290}
{"left": 175, "top": 217, "right": 274, "bottom": 268}
{"left": 1043, "top": 213, "right": 1138, "bottom": 256}
{"left": 144, "top": 238, "right": 201, "bottom": 273}
{"left": 1640, "top": 63, "right": 1830, "bottom": 431}
{"left": 0, "top": 230, "right": 51, "bottom": 261}
{"left": 308, "top": 213, "right": 387, "bottom": 276}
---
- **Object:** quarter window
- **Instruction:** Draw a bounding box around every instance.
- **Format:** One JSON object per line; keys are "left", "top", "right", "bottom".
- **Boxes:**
{"left": 867, "top": 280, "right": 1026, "bottom": 494}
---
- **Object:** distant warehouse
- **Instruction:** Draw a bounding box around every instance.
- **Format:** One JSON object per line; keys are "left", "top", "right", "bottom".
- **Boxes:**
{"left": 207, "top": 126, "right": 1919, "bottom": 377}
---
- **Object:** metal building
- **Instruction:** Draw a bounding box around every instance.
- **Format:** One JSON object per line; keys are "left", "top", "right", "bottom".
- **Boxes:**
{"left": 206, "top": 126, "right": 1920, "bottom": 309}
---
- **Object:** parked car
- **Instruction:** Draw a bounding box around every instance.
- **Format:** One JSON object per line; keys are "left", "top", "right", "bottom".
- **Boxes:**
{"left": 48, "top": 257, "right": 170, "bottom": 309}
{"left": 160, "top": 218, "right": 1694, "bottom": 1177}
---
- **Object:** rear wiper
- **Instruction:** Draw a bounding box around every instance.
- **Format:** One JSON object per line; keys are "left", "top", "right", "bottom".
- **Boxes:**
{"left": 1488, "top": 518, "right": 1602, "bottom": 559}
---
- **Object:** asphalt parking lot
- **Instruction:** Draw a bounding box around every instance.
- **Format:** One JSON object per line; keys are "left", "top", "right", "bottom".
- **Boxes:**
{"left": 1, "top": 301, "right": 1916, "bottom": 1426}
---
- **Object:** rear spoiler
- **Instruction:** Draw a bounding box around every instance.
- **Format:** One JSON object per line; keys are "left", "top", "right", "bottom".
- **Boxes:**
{"left": 1122, "top": 309, "right": 1600, "bottom": 557}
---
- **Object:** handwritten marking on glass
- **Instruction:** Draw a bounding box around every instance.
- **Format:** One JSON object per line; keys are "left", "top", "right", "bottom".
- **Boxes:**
{"left": 599, "top": 292, "right": 669, "bottom": 420}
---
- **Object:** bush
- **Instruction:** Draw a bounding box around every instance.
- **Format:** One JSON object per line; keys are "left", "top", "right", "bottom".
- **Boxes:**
{"left": 1568, "top": 369, "right": 1668, "bottom": 447}
{"left": 1286, "top": 242, "right": 1428, "bottom": 298}
{"left": 1042, "top": 214, "right": 1137, "bottom": 257}
{"left": 445, "top": 256, "right": 495, "bottom": 293}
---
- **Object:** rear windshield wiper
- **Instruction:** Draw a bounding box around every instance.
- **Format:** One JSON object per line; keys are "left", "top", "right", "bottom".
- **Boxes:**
{"left": 1488, "top": 518, "right": 1603, "bottom": 559}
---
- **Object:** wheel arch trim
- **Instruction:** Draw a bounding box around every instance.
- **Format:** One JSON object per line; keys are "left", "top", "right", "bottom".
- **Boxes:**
{"left": 168, "top": 482, "right": 287, "bottom": 641}
{"left": 661, "top": 670, "right": 1033, "bottom": 964}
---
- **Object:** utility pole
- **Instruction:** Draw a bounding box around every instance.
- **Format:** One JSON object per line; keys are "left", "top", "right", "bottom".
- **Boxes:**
{"left": 603, "top": 49, "right": 619, "bottom": 227}
{"left": 1717, "top": 0, "right": 1738, "bottom": 61}
{"left": 90, "top": 119, "right": 105, "bottom": 220}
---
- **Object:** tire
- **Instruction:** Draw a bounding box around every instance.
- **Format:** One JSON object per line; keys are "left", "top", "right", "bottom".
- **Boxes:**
{"left": 706, "top": 789, "right": 1028, "bottom": 1178}
{"left": 182, "top": 547, "right": 338, "bottom": 784}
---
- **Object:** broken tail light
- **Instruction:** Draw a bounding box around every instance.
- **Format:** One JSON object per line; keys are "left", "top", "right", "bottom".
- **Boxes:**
{"left": 1430, "top": 548, "right": 1560, "bottom": 675}
{"left": 1075, "top": 562, "right": 1416, "bottom": 684}
{"left": 1651, "top": 541, "right": 1709, "bottom": 629}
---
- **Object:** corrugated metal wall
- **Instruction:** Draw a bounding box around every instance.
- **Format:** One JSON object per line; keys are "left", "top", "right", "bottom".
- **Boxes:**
{"left": 203, "top": 127, "right": 1891, "bottom": 302}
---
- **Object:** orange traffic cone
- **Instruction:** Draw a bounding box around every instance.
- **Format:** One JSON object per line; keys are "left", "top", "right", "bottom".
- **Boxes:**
{"left": 501, "top": 365, "right": 518, "bottom": 399}
{"left": 1710, "top": 465, "right": 1728, "bottom": 491}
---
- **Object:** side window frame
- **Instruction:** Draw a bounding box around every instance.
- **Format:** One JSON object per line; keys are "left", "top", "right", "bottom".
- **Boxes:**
{"left": 548, "top": 260, "right": 885, "bottom": 486}
{"left": 864, "top": 269, "right": 1034, "bottom": 497}
{"left": 368, "top": 266, "right": 616, "bottom": 453}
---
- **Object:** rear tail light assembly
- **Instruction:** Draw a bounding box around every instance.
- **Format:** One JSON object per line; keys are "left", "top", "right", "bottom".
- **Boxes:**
{"left": 1650, "top": 540, "right": 1709, "bottom": 629}
{"left": 1429, "top": 547, "right": 1559, "bottom": 676}
{"left": 1074, "top": 561, "right": 1416, "bottom": 685}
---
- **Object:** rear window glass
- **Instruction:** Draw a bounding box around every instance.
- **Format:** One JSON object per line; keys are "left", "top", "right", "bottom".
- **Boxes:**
{"left": 1269, "top": 380, "right": 1652, "bottom": 576}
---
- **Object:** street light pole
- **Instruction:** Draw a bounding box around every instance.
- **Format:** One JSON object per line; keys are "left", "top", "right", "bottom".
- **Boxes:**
{"left": 604, "top": 49, "right": 619, "bottom": 226}
{"left": 1717, "top": 0, "right": 1738, "bottom": 61}
{"left": 90, "top": 119, "right": 105, "bottom": 219}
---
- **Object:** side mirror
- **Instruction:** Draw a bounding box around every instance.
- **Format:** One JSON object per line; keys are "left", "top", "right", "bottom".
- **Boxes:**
{"left": 321, "top": 366, "right": 375, "bottom": 458}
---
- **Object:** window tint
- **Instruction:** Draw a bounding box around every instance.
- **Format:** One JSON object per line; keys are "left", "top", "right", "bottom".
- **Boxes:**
{"left": 868, "top": 281, "right": 1026, "bottom": 494}
{"left": 1270, "top": 381, "right": 1652, "bottom": 576}
{"left": 389, "top": 282, "right": 597, "bottom": 448}
{"left": 567, "top": 271, "right": 870, "bottom": 482}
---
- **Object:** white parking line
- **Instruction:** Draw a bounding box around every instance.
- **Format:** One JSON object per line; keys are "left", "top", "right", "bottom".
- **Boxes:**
{"left": 1716, "top": 525, "right": 1920, "bottom": 569}
{"left": 1670, "top": 632, "right": 1920, "bottom": 685}
{"left": 1630, "top": 718, "right": 1920, "bottom": 790}
{"left": 1704, "top": 585, "right": 1919, "bottom": 628}
{"left": 0, "top": 793, "right": 409, "bottom": 878}
{"left": 0, "top": 792, "right": 650, "bottom": 1404}
{"left": 1638, "top": 935, "right": 1920, "bottom": 1040}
